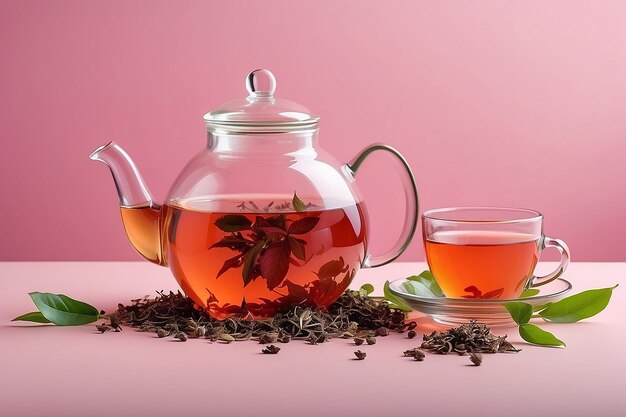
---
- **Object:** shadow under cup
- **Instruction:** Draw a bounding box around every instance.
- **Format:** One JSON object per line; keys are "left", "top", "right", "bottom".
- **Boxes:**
{"left": 422, "top": 207, "right": 570, "bottom": 300}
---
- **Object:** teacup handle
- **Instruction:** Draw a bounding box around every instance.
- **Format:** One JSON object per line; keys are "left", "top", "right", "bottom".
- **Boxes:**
{"left": 344, "top": 144, "right": 419, "bottom": 268}
{"left": 529, "top": 236, "right": 571, "bottom": 287}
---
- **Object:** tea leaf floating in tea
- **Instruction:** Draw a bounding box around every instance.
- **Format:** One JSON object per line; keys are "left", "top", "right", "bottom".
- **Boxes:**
{"left": 462, "top": 285, "right": 504, "bottom": 299}
{"left": 214, "top": 215, "right": 253, "bottom": 232}
{"left": 211, "top": 194, "right": 322, "bottom": 292}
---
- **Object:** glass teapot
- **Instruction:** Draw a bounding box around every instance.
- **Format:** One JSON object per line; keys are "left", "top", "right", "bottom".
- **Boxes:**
{"left": 91, "top": 69, "right": 418, "bottom": 318}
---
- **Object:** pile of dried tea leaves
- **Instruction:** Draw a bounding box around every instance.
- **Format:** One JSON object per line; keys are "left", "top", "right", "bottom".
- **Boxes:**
{"left": 96, "top": 289, "right": 414, "bottom": 345}
{"left": 419, "top": 319, "right": 520, "bottom": 355}
{"left": 401, "top": 320, "right": 520, "bottom": 365}
{"left": 96, "top": 291, "right": 521, "bottom": 365}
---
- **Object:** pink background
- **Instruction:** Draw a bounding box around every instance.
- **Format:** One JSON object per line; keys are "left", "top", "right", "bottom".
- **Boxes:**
{"left": 1, "top": 1, "right": 625, "bottom": 262}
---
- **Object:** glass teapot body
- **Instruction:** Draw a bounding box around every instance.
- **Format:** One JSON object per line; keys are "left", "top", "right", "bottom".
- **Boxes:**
{"left": 91, "top": 69, "right": 418, "bottom": 318}
{"left": 163, "top": 129, "right": 369, "bottom": 317}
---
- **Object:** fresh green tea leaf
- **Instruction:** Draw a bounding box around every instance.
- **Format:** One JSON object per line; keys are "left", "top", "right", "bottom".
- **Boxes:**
{"left": 409, "top": 270, "right": 436, "bottom": 281}
{"left": 503, "top": 302, "right": 533, "bottom": 325}
{"left": 29, "top": 292, "right": 100, "bottom": 326}
{"left": 405, "top": 270, "right": 444, "bottom": 297}
{"left": 359, "top": 283, "right": 374, "bottom": 296}
{"left": 402, "top": 280, "right": 439, "bottom": 298}
{"left": 538, "top": 285, "right": 618, "bottom": 323}
{"left": 292, "top": 193, "right": 306, "bottom": 212}
{"left": 520, "top": 289, "right": 540, "bottom": 298}
{"left": 12, "top": 311, "right": 52, "bottom": 324}
{"left": 519, "top": 323, "right": 566, "bottom": 347}
{"left": 383, "top": 281, "right": 412, "bottom": 312}
{"left": 532, "top": 302, "right": 552, "bottom": 312}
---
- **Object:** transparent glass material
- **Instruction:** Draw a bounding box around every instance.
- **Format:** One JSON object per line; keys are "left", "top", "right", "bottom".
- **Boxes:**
{"left": 90, "top": 69, "right": 419, "bottom": 318}
{"left": 388, "top": 277, "right": 573, "bottom": 327}
{"left": 422, "top": 207, "right": 570, "bottom": 300}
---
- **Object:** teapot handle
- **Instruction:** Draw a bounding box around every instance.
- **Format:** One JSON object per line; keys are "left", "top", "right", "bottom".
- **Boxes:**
{"left": 344, "top": 144, "right": 419, "bottom": 268}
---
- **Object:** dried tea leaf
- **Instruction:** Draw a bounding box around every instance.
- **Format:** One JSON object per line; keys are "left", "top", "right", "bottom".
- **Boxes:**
{"left": 469, "top": 352, "right": 483, "bottom": 366}
{"left": 354, "top": 350, "right": 366, "bottom": 360}
{"left": 262, "top": 345, "right": 281, "bottom": 354}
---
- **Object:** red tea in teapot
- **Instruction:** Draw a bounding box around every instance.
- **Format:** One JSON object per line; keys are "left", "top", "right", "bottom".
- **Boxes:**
{"left": 144, "top": 195, "right": 368, "bottom": 318}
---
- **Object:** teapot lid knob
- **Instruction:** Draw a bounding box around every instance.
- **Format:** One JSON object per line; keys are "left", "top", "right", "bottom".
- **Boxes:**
{"left": 246, "top": 69, "right": 276, "bottom": 98}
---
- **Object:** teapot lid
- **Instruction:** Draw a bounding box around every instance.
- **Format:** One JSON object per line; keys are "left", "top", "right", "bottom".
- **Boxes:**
{"left": 204, "top": 69, "right": 320, "bottom": 133}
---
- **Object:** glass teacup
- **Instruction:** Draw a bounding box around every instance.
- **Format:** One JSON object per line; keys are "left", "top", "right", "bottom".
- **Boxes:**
{"left": 422, "top": 207, "right": 570, "bottom": 299}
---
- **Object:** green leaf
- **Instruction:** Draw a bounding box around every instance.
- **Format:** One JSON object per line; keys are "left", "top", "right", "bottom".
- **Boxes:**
{"left": 292, "top": 193, "right": 306, "bottom": 212}
{"left": 520, "top": 288, "right": 540, "bottom": 298}
{"left": 519, "top": 323, "right": 566, "bottom": 347}
{"left": 383, "top": 281, "right": 411, "bottom": 312}
{"left": 359, "top": 283, "right": 374, "bottom": 296}
{"left": 503, "top": 301, "right": 533, "bottom": 325}
{"left": 12, "top": 311, "right": 52, "bottom": 324}
{"left": 29, "top": 292, "right": 100, "bottom": 326}
{"left": 538, "top": 285, "right": 618, "bottom": 323}
{"left": 405, "top": 270, "right": 444, "bottom": 297}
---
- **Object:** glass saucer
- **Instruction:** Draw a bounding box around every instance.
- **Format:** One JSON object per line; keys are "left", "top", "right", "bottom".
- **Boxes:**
{"left": 387, "top": 278, "right": 572, "bottom": 327}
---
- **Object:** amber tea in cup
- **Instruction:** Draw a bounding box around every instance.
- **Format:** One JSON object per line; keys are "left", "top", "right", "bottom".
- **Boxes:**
{"left": 422, "top": 207, "right": 570, "bottom": 299}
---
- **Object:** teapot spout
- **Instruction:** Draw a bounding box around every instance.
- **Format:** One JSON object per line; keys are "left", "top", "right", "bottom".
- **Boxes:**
{"left": 90, "top": 141, "right": 166, "bottom": 266}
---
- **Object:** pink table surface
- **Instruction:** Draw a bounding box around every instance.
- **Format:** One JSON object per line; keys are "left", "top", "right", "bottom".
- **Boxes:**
{"left": 1, "top": 262, "right": 625, "bottom": 417}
